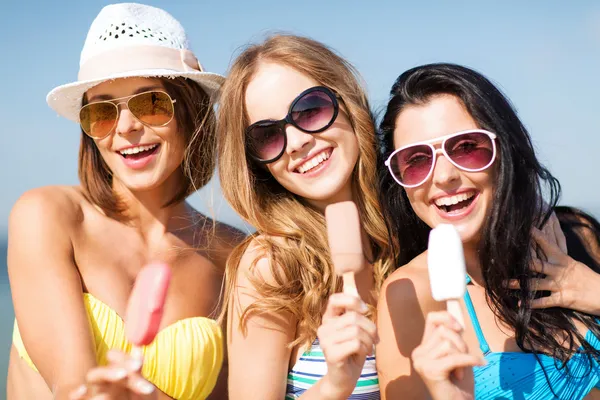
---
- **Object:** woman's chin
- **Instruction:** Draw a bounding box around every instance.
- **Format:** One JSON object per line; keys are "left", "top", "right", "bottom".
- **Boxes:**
{"left": 454, "top": 225, "right": 481, "bottom": 246}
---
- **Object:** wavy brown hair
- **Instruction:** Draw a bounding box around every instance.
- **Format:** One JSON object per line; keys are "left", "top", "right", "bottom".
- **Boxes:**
{"left": 78, "top": 77, "right": 217, "bottom": 220}
{"left": 217, "top": 34, "right": 394, "bottom": 349}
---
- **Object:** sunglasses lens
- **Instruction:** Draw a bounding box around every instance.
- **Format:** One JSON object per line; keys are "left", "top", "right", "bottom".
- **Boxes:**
{"left": 445, "top": 131, "right": 494, "bottom": 170}
{"left": 79, "top": 102, "right": 118, "bottom": 138}
{"left": 291, "top": 90, "right": 336, "bottom": 132}
{"left": 128, "top": 91, "right": 175, "bottom": 126}
{"left": 390, "top": 145, "right": 434, "bottom": 186}
{"left": 247, "top": 123, "right": 285, "bottom": 162}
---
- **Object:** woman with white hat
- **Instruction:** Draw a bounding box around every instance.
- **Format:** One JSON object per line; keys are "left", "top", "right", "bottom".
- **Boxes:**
{"left": 7, "top": 3, "right": 242, "bottom": 399}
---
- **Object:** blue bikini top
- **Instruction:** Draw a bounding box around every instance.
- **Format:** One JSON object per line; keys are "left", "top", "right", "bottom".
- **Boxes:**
{"left": 464, "top": 276, "right": 600, "bottom": 399}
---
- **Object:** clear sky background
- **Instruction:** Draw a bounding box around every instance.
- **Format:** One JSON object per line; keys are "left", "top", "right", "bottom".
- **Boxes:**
{"left": 0, "top": 1, "right": 599, "bottom": 391}
{"left": 1, "top": 0, "right": 599, "bottom": 236}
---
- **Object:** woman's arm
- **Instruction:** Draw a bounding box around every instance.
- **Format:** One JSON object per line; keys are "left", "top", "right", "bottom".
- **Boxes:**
{"left": 8, "top": 188, "right": 97, "bottom": 399}
{"left": 208, "top": 223, "right": 246, "bottom": 400}
{"left": 227, "top": 242, "right": 377, "bottom": 400}
{"left": 226, "top": 244, "right": 297, "bottom": 399}
{"left": 376, "top": 269, "right": 432, "bottom": 399}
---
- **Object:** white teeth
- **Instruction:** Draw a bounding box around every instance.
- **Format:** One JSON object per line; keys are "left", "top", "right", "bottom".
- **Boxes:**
{"left": 296, "top": 150, "right": 331, "bottom": 174}
{"left": 119, "top": 144, "right": 158, "bottom": 155}
{"left": 434, "top": 192, "right": 475, "bottom": 207}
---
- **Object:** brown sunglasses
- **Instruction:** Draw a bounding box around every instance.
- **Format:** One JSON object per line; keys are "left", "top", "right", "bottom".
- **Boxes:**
{"left": 79, "top": 90, "right": 176, "bottom": 139}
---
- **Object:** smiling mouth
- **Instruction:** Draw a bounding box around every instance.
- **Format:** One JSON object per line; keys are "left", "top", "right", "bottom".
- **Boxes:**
{"left": 434, "top": 191, "right": 477, "bottom": 214}
{"left": 295, "top": 148, "right": 333, "bottom": 174}
{"left": 118, "top": 144, "right": 159, "bottom": 159}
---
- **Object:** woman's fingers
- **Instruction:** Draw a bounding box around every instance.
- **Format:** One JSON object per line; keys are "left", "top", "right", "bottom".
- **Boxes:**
{"left": 318, "top": 311, "right": 377, "bottom": 361}
{"left": 69, "top": 384, "right": 88, "bottom": 400}
{"left": 324, "top": 337, "right": 371, "bottom": 364}
{"left": 438, "top": 353, "right": 487, "bottom": 371}
{"left": 69, "top": 348, "right": 154, "bottom": 399}
{"left": 330, "top": 311, "right": 377, "bottom": 340}
{"left": 414, "top": 350, "right": 485, "bottom": 381}
{"left": 126, "top": 374, "right": 156, "bottom": 395}
{"left": 421, "top": 323, "right": 467, "bottom": 359}
{"left": 322, "top": 293, "right": 368, "bottom": 320}
{"left": 325, "top": 323, "right": 376, "bottom": 349}
{"left": 532, "top": 228, "right": 564, "bottom": 262}
{"left": 421, "top": 311, "right": 462, "bottom": 344}
{"left": 435, "top": 325, "right": 468, "bottom": 354}
{"left": 546, "top": 211, "right": 568, "bottom": 254}
{"left": 86, "top": 366, "right": 128, "bottom": 385}
{"left": 88, "top": 395, "right": 112, "bottom": 400}
{"left": 506, "top": 277, "right": 557, "bottom": 292}
{"left": 530, "top": 293, "right": 563, "bottom": 309}
{"left": 412, "top": 309, "right": 481, "bottom": 388}
{"left": 106, "top": 348, "right": 144, "bottom": 372}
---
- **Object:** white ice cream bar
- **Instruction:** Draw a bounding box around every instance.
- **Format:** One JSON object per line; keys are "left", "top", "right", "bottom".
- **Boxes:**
{"left": 427, "top": 224, "right": 467, "bottom": 302}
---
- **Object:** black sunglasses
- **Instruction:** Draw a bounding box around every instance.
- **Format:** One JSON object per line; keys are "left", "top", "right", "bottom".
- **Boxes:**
{"left": 245, "top": 86, "right": 340, "bottom": 164}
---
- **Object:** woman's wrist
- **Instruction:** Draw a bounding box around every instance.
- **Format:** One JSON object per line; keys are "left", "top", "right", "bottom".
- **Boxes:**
{"left": 583, "top": 268, "right": 600, "bottom": 316}
{"left": 316, "top": 374, "right": 352, "bottom": 400}
{"left": 426, "top": 383, "right": 472, "bottom": 400}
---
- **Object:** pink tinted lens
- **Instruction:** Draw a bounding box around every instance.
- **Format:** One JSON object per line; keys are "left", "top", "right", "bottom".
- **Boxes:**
{"left": 291, "top": 91, "right": 335, "bottom": 132}
{"left": 444, "top": 132, "right": 494, "bottom": 170}
{"left": 391, "top": 144, "right": 434, "bottom": 186}
{"left": 247, "top": 123, "right": 284, "bottom": 161}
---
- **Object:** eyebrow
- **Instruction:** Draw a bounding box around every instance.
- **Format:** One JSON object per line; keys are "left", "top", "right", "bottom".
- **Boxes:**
{"left": 88, "top": 85, "right": 163, "bottom": 102}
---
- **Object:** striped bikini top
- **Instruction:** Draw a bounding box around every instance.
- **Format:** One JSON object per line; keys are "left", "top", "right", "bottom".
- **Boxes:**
{"left": 286, "top": 339, "right": 380, "bottom": 399}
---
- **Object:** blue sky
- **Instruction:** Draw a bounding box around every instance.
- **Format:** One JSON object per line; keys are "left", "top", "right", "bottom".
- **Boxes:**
{"left": 1, "top": 0, "right": 599, "bottom": 235}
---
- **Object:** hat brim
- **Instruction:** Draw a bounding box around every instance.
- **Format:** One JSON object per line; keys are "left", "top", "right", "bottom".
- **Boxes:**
{"left": 47, "top": 69, "right": 225, "bottom": 122}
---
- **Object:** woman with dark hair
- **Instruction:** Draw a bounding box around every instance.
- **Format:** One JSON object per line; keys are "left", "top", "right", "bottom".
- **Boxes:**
{"left": 375, "top": 63, "right": 600, "bottom": 399}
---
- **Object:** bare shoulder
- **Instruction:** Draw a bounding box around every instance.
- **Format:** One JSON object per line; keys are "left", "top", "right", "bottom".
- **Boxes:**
{"left": 229, "top": 234, "right": 295, "bottom": 334}
{"left": 9, "top": 185, "right": 85, "bottom": 230}
{"left": 376, "top": 251, "right": 440, "bottom": 398}
{"left": 236, "top": 234, "right": 279, "bottom": 286}
{"left": 380, "top": 251, "right": 435, "bottom": 315}
{"left": 377, "top": 251, "right": 440, "bottom": 359}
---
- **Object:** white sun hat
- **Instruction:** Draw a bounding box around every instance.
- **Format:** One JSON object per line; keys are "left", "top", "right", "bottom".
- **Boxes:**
{"left": 47, "top": 3, "right": 225, "bottom": 123}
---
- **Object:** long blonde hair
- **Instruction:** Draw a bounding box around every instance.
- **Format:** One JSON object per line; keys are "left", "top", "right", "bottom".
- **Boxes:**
{"left": 217, "top": 34, "right": 393, "bottom": 349}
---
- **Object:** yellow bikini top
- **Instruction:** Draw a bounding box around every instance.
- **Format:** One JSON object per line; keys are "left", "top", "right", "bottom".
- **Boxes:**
{"left": 13, "top": 293, "right": 223, "bottom": 400}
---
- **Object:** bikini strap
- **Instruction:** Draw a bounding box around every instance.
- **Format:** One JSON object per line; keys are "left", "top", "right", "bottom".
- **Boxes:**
{"left": 464, "top": 275, "right": 491, "bottom": 355}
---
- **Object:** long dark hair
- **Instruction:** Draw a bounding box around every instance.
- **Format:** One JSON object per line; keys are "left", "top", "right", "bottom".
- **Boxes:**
{"left": 378, "top": 63, "right": 600, "bottom": 369}
{"left": 555, "top": 206, "right": 600, "bottom": 270}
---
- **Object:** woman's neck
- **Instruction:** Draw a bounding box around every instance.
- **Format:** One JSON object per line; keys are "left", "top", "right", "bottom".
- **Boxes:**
{"left": 463, "top": 241, "right": 485, "bottom": 287}
{"left": 112, "top": 171, "right": 191, "bottom": 243}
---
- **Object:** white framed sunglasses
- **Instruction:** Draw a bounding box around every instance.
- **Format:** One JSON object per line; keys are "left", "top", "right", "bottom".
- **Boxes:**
{"left": 384, "top": 129, "right": 498, "bottom": 188}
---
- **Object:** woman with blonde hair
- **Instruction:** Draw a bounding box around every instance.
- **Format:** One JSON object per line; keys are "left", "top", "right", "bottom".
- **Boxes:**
{"left": 217, "top": 34, "right": 393, "bottom": 399}
{"left": 7, "top": 3, "right": 242, "bottom": 399}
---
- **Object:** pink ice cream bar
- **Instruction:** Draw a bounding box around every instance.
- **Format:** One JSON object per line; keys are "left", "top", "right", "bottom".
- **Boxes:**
{"left": 125, "top": 263, "right": 172, "bottom": 346}
{"left": 325, "top": 201, "right": 364, "bottom": 297}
